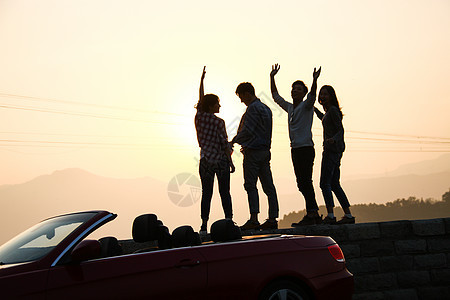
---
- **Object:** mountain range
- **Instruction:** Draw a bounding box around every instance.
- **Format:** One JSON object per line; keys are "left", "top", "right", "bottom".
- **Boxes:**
{"left": 1, "top": 154, "right": 449, "bottom": 245}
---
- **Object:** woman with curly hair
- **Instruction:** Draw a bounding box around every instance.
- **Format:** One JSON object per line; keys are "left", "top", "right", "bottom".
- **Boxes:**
{"left": 195, "top": 66, "right": 234, "bottom": 234}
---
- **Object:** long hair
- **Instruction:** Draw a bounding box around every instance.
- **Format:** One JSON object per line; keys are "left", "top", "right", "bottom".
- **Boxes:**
{"left": 320, "top": 85, "right": 343, "bottom": 118}
{"left": 195, "top": 94, "right": 219, "bottom": 113}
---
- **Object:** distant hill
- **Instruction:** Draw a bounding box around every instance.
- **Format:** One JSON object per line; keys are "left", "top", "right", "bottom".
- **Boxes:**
{"left": 0, "top": 169, "right": 189, "bottom": 244}
{"left": 2, "top": 154, "right": 449, "bottom": 245}
{"left": 280, "top": 193, "right": 450, "bottom": 228}
{"left": 386, "top": 153, "right": 450, "bottom": 176}
{"left": 343, "top": 171, "right": 450, "bottom": 204}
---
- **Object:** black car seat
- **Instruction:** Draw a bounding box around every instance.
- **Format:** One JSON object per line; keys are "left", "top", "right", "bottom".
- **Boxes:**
{"left": 210, "top": 219, "right": 242, "bottom": 242}
{"left": 172, "top": 226, "right": 201, "bottom": 247}
{"left": 132, "top": 214, "right": 172, "bottom": 251}
{"left": 98, "top": 236, "right": 123, "bottom": 258}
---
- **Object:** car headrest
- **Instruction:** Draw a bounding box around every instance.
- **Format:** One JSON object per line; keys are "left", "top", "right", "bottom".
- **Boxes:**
{"left": 99, "top": 236, "right": 123, "bottom": 258}
{"left": 172, "top": 226, "right": 201, "bottom": 247}
{"left": 132, "top": 214, "right": 160, "bottom": 243}
{"left": 210, "top": 219, "right": 242, "bottom": 242}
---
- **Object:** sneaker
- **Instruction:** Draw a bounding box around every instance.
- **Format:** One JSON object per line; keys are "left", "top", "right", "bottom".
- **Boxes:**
{"left": 337, "top": 216, "right": 355, "bottom": 225}
{"left": 322, "top": 216, "right": 337, "bottom": 225}
{"left": 291, "top": 214, "right": 323, "bottom": 227}
{"left": 259, "top": 219, "right": 278, "bottom": 230}
{"left": 199, "top": 224, "right": 207, "bottom": 235}
{"left": 240, "top": 220, "right": 260, "bottom": 231}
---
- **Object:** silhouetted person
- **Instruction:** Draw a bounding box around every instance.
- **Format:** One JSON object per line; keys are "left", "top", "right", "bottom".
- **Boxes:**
{"left": 230, "top": 82, "right": 279, "bottom": 230}
{"left": 270, "top": 64, "right": 322, "bottom": 226}
{"left": 195, "top": 66, "right": 235, "bottom": 234}
{"left": 314, "top": 85, "right": 355, "bottom": 224}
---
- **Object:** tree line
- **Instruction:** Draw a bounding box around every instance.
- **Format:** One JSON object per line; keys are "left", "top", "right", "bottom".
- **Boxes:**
{"left": 279, "top": 189, "right": 450, "bottom": 228}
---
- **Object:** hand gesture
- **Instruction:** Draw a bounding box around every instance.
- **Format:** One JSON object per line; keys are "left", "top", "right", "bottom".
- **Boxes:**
{"left": 270, "top": 64, "right": 280, "bottom": 77}
{"left": 201, "top": 66, "right": 206, "bottom": 80}
{"left": 313, "top": 66, "right": 321, "bottom": 80}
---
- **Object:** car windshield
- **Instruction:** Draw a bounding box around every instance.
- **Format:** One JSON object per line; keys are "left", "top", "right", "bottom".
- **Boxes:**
{"left": 0, "top": 212, "right": 97, "bottom": 265}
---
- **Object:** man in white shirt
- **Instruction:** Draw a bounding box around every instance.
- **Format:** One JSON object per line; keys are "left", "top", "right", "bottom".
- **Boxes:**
{"left": 270, "top": 64, "right": 322, "bottom": 226}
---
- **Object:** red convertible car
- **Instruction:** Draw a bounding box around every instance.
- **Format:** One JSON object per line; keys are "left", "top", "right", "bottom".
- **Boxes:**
{"left": 0, "top": 210, "right": 353, "bottom": 299}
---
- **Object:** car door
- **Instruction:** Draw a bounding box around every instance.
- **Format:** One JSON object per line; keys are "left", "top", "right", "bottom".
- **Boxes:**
{"left": 46, "top": 247, "right": 207, "bottom": 300}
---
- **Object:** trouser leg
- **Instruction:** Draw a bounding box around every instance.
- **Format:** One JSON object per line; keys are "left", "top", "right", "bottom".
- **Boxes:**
{"left": 243, "top": 150, "right": 260, "bottom": 215}
{"left": 320, "top": 151, "right": 335, "bottom": 208}
{"left": 291, "top": 147, "right": 318, "bottom": 212}
{"left": 199, "top": 158, "right": 215, "bottom": 221}
{"left": 258, "top": 150, "right": 279, "bottom": 219}
{"left": 217, "top": 160, "right": 233, "bottom": 219}
{"left": 330, "top": 153, "right": 351, "bottom": 209}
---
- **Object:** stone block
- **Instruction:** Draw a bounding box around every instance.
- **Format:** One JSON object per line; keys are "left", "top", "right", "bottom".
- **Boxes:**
{"left": 395, "top": 239, "right": 427, "bottom": 254}
{"left": 290, "top": 226, "right": 314, "bottom": 236}
{"left": 379, "top": 255, "right": 413, "bottom": 272}
{"left": 306, "top": 224, "right": 347, "bottom": 242}
{"left": 431, "top": 268, "right": 450, "bottom": 285}
{"left": 444, "top": 217, "right": 450, "bottom": 234}
{"left": 380, "top": 220, "right": 413, "bottom": 239}
{"left": 340, "top": 243, "right": 360, "bottom": 259}
{"left": 414, "top": 253, "right": 447, "bottom": 269}
{"left": 428, "top": 237, "right": 450, "bottom": 252}
{"left": 346, "top": 223, "right": 380, "bottom": 241}
{"left": 354, "top": 273, "right": 396, "bottom": 292}
{"left": 346, "top": 257, "right": 379, "bottom": 275}
{"left": 417, "top": 286, "right": 450, "bottom": 300}
{"left": 383, "top": 289, "right": 418, "bottom": 300}
{"left": 397, "top": 270, "right": 431, "bottom": 287}
{"left": 326, "top": 226, "right": 348, "bottom": 242}
{"left": 361, "top": 240, "right": 395, "bottom": 256}
{"left": 352, "top": 291, "right": 384, "bottom": 300}
{"left": 412, "top": 219, "right": 445, "bottom": 236}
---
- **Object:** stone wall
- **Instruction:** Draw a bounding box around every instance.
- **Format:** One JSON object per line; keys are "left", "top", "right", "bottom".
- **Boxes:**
{"left": 120, "top": 218, "right": 450, "bottom": 299}
{"left": 272, "top": 218, "right": 450, "bottom": 300}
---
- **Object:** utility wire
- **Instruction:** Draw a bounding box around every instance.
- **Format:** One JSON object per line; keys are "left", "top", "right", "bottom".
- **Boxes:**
{"left": 0, "top": 92, "right": 186, "bottom": 117}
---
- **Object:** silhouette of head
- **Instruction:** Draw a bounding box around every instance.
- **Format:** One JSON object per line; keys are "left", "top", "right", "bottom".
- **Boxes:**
{"left": 197, "top": 94, "right": 220, "bottom": 113}
{"left": 236, "top": 82, "right": 256, "bottom": 106}
{"left": 291, "top": 80, "right": 308, "bottom": 101}
{"left": 319, "top": 85, "right": 342, "bottom": 116}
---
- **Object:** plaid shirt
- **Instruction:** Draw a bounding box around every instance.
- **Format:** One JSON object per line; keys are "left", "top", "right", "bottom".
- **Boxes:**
{"left": 195, "top": 110, "right": 230, "bottom": 163}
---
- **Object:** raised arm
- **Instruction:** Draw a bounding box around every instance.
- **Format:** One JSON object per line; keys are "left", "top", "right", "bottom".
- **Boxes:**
{"left": 270, "top": 64, "right": 290, "bottom": 112}
{"left": 305, "top": 66, "right": 321, "bottom": 109}
{"left": 310, "top": 66, "right": 321, "bottom": 95}
{"left": 199, "top": 66, "right": 206, "bottom": 101}
{"left": 270, "top": 64, "right": 280, "bottom": 95}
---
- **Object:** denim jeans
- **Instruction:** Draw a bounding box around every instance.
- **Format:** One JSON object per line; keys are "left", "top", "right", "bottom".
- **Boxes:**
{"left": 199, "top": 158, "right": 233, "bottom": 221}
{"left": 242, "top": 149, "right": 279, "bottom": 219}
{"left": 291, "top": 146, "right": 319, "bottom": 212}
{"left": 319, "top": 150, "right": 350, "bottom": 209}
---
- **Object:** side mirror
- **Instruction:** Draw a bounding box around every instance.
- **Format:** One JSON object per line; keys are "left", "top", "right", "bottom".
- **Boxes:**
{"left": 71, "top": 240, "right": 101, "bottom": 263}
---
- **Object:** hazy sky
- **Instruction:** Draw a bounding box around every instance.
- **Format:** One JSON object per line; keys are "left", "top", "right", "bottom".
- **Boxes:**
{"left": 1, "top": 0, "right": 449, "bottom": 185}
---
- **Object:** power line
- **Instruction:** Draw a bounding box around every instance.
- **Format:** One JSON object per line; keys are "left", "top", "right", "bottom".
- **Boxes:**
{"left": 0, "top": 104, "right": 184, "bottom": 125}
{"left": 346, "top": 130, "right": 450, "bottom": 141}
{"left": 0, "top": 92, "right": 186, "bottom": 117}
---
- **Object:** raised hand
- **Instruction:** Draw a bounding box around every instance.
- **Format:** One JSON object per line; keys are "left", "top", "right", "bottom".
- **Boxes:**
{"left": 201, "top": 66, "right": 206, "bottom": 80}
{"left": 199, "top": 66, "right": 206, "bottom": 100}
{"left": 270, "top": 64, "right": 280, "bottom": 77}
{"left": 313, "top": 66, "right": 321, "bottom": 80}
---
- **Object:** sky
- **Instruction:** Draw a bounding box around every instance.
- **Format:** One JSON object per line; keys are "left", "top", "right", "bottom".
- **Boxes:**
{"left": 0, "top": 0, "right": 449, "bottom": 234}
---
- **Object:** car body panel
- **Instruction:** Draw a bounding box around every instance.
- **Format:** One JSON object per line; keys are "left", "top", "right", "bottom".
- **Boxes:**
{"left": 46, "top": 248, "right": 208, "bottom": 299}
{"left": 0, "top": 210, "right": 353, "bottom": 299}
